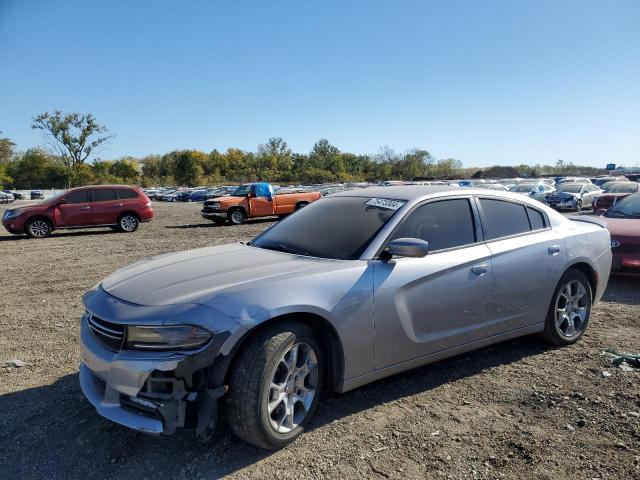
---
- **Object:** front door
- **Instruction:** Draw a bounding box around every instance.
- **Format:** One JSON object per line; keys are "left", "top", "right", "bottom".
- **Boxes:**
{"left": 248, "top": 185, "right": 275, "bottom": 217}
{"left": 373, "top": 198, "right": 493, "bottom": 369}
{"left": 57, "top": 189, "right": 92, "bottom": 226}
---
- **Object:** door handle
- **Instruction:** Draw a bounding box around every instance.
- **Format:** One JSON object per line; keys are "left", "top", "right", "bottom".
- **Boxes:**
{"left": 548, "top": 245, "right": 561, "bottom": 255}
{"left": 112, "top": 203, "right": 124, "bottom": 207}
{"left": 80, "top": 206, "right": 91, "bottom": 210}
{"left": 471, "top": 264, "right": 488, "bottom": 276}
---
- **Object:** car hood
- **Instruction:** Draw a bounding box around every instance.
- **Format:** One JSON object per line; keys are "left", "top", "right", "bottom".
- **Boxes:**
{"left": 603, "top": 217, "right": 640, "bottom": 238}
{"left": 101, "top": 243, "right": 332, "bottom": 306}
{"left": 549, "top": 191, "right": 579, "bottom": 199}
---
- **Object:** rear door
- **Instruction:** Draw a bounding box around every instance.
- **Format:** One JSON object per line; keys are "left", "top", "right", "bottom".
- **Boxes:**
{"left": 90, "top": 188, "right": 119, "bottom": 224}
{"left": 57, "top": 189, "right": 91, "bottom": 226}
{"left": 373, "top": 197, "right": 493, "bottom": 369}
{"left": 477, "top": 198, "right": 564, "bottom": 335}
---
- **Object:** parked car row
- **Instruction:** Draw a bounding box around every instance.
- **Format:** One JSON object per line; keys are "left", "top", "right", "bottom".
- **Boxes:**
{"left": 1, "top": 191, "right": 15, "bottom": 203}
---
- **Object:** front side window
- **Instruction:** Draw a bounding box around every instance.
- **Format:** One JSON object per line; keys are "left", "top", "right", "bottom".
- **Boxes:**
{"left": 391, "top": 199, "right": 476, "bottom": 251}
{"left": 480, "top": 199, "right": 531, "bottom": 240}
{"left": 251, "top": 196, "right": 404, "bottom": 260}
{"left": 65, "top": 189, "right": 90, "bottom": 204}
{"left": 92, "top": 189, "right": 117, "bottom": 202}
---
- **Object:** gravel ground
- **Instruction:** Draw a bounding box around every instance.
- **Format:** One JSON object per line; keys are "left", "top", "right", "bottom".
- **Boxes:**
{"left": 0, "top": 201, "right": 638, "bottom": 480}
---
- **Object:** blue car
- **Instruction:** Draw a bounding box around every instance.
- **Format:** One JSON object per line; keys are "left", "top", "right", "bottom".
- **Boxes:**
{"left": 179, "top": 190, "right": 209, "bottom": 202}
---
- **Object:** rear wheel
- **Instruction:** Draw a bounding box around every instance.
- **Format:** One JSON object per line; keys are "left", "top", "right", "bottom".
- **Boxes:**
{"left": 543, "top": 269, "right": 592, "bottom": 345}
{"left": 226, "top": 322, "right": 323, "bottom": 449}
{"left": 295, "top": 201, "right": 309, "bottom": 210}
{"left": 228, "top": 208, "right": 246, "bottom": 225}
{"left": 117, "top": 214, "right": 139, "bottom": 233}
{"left": 25, "top": 218, "right": 52, "bottom": 238}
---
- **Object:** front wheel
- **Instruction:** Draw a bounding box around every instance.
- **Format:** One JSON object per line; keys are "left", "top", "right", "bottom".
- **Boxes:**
{"left": 575, "top": 199, "right": 582, "bottom": 211}
{"left": 25, "top": 218, "right": 52, "bottom": 238}
{"left": 542, "top": 269, "right": 592, "bottom": 345}
{"left": 226, "top": 322, "right": 323, "bottom": 449}
{"left": 228, "top": 209, "right": 246, "bottom": 225}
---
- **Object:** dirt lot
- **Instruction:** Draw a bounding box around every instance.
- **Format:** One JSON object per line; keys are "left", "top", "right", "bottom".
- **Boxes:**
{"left": 1, "top": 201, "right": 638, "bottom": 480}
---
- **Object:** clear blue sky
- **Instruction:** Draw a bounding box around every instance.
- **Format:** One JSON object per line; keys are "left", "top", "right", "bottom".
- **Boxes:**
{"left": 1, "top": 0, "right": 638, "bottom": 167}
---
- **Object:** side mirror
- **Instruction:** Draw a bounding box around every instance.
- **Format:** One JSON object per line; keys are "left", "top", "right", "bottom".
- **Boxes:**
{"left": 58, "top": 198, "right": 67, "bottom": 205}
{"left": 386, "top": 238, "right": 429, "bottom": 259}
{"left": 596, "top": 208, "right": 607, "bottom": 216}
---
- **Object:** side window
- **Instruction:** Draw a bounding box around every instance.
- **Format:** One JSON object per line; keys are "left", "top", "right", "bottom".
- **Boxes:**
{"left": 392, "top": 199, "right": 476, "bottom": 251}
{"left": 479, "top": 199, "right": 531, "bottom": 240}
{"left": 65, "top": 189, "right": 89, "bottom": 204}
{"left": 116, "top": 188, "right": 138, "bottom": 199}
{"left": 92, "top": 189, "right": 117, "bottom": 202}
{"left": 527, "top": 207, "right": 546, "bottom": 230}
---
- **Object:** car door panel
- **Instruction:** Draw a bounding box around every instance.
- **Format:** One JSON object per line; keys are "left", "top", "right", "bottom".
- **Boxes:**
{"left": 91, "top": 189, "right": 120, "bottom": 224}
{"left": 55, "top": 189, "right": 92, "bottom": 226}
{"left": 484, "top": 229, "right": 564, "bottom": 335}
{"left": 373, "top": 243, "right": 493, "bottom": 369}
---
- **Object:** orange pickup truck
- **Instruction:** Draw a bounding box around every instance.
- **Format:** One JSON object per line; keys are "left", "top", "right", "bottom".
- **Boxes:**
{"left": 201, "top": 183, "right": 321, "bottom": 225}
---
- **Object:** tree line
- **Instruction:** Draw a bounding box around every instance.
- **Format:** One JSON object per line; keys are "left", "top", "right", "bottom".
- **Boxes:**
{"left": 0, "top": 111, "right": 604, "bottom": 190}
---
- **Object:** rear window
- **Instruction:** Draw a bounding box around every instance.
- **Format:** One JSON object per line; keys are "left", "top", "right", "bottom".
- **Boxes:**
{"left": 479, "top": 199, "right": 531, "bottom": 240}
{"left": 116, "top": 188, "right": 139, "bottom": 199}
{"left": 92, "top": 189, "right": 117, "bottom": 202}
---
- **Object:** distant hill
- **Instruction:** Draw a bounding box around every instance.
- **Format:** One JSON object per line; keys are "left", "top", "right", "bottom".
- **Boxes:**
{"left": 471, "top": 166, "right": 520, "bottom": 179}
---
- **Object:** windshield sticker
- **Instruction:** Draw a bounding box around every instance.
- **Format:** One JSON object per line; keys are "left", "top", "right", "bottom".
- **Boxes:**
{"left": 365, "top": 198, "right": 406, "bottom": 210}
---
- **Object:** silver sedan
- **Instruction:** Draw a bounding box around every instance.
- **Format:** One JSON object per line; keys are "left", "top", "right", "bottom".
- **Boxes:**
{"left": 79, "top": 186, "right": 612, "bottom": 449}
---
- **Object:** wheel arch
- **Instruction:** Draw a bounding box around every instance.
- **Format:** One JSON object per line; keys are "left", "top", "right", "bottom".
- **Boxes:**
{"left": 25, "top": 214, "right": 53, "bottom": 230}
{"left": 118, "top": 210, "right": 140, "bottom": 222}
{"left": 215, "top": 312, "right": 345, "bottom": 393}
{"left": 565, "top": 261, "right": 597, "bottom": 296}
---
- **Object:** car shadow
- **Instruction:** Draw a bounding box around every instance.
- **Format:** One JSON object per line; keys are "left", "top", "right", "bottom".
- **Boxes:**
{"left": 0, "top": 335, "right": 551, "bottom": 480}
{"left": 166, "top": 218, "right": 278, "bottom": 229}
{"left": 0, "top": 229, "right": 118, "bottom": 241}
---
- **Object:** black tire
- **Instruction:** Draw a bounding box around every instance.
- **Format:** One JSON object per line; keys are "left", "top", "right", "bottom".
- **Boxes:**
{"left": 542, "top": 269, "right": 592, "bottom": 346}
{"left": 277, "top": 214, "right": 288, "bottom": 219}
{"left": 226, "top": 322, "right": 324, "bottom": 449}
{"left": 295, "top": 201, "right": 309, "bottom": 210}
{"left": 575, "top": 199, "right": 582, "bottom": 211}
{"left": 25, "top": 217, "right": 52, "bottom": 238}
{"left": 228, "top": 208, "right": 246, "bottom": 225}
{"left": 117, "top": 213, "right": 139, "bottom": 233}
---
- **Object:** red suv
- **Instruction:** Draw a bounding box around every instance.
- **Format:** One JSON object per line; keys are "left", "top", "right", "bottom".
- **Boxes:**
{"left": 2, "top": 185, "right": 153, "bottom": 238}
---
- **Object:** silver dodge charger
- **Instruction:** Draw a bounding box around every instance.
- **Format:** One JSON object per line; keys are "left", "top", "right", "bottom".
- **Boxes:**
{"left": 79, "top": 186, "right": 612, "bottom": 448}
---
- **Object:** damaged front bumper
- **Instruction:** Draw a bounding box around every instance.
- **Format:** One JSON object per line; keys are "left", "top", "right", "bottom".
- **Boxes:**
{"left": 79, "top": 288, "right": 240, "bottom": 438}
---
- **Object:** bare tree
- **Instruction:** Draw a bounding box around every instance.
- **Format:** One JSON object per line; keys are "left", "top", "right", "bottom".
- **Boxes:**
{"left": 32, "top": 111, "right": 113, "bottom": 169}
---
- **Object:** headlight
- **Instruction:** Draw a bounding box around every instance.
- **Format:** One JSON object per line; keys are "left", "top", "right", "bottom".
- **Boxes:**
{"left": 2, "top": 209, "right": 22, "bottom": 221}
{"left": 126, "top": 325, "right": 212, "bottom": 350}
{"left": 208, "top": 202, "right": 220, "bottom": 209}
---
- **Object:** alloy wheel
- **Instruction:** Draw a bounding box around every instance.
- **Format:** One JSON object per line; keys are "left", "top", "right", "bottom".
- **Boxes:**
{"left": 29, "top": 220, "right": 50, "bottom": 238}
{"left": 267, "top": 342, "right": 318, "bottom": 434}
{"left": 120, "top": 215, "right": 137, "bottom": 232}
{"left": 555, "top": 280, "right": 588, "bottom": 338}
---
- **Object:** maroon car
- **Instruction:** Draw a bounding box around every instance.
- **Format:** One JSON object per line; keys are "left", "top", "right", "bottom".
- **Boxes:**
{"left": 2, "top": 185, "right": 153, "bottom": 238}
{"left": 601, "top": 193, "right": 640, "bottom": 276}
{"left": 592, "top": 181, "right": 639, "bottom": 211}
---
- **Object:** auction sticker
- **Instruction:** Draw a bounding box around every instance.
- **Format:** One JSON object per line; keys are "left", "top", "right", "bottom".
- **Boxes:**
{"left": 365, "top": 198, "right": 406, "bottom": 210}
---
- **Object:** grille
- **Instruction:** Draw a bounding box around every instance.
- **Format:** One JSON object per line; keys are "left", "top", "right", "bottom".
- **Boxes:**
{"left": 87, "top": 313, "right": 125, "bottom": 351}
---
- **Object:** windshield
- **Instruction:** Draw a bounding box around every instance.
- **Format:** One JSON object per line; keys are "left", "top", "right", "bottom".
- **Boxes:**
{"left": 230, "top": 184, "right": 252, "bottom": 196}
{"left": 558, "top": 184, "right": 582, "bottom": 193}
{"left": 605, "top": 193, "right": 640, "bottom": 219}
{"left": 251, "top": 196, "right": 404, "bottom": 260}
{"left": 604, "top": 183, "right": 637, "bottom": 193}
{"left": 41, "top": 190, "right": 67, "bottom": 204}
